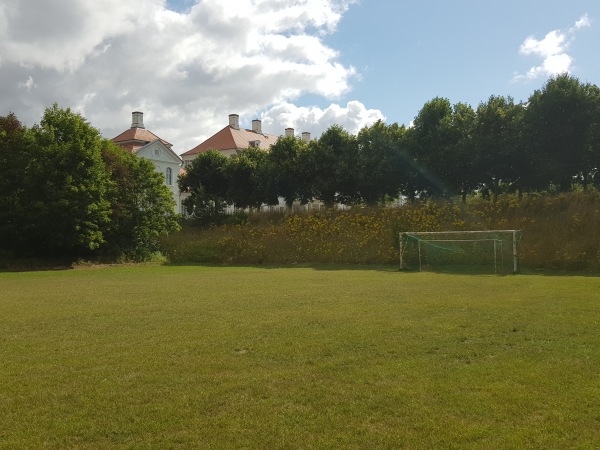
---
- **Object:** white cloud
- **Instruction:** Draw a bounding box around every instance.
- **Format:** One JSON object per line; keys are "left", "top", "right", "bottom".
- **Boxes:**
{"left": 17, "top": 76, "right": 37, "bottom": 92}
{"left": 513, "top": 14, "right": 591, "bottom": 81}
{"left": 0, "top": 0, "right": 151, "bottom": 72}
{"left": 573, "top": 13, "right": 591, "bottom": 31}
{"left": 260, "top": 100, "right": 385, "bottom": 138}
{"left": 0, "top": 0, "right": 380, "bottom": 154}
{"left": 75, "top": 92, "right": 97, "bottom": 118}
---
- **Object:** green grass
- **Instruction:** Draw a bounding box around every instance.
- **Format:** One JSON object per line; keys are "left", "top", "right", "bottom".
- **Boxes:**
{"left": 1, "top": 265, "right": 600, "bottom": 449}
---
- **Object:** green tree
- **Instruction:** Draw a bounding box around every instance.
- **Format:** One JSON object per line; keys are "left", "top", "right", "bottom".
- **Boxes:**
{"left": 410, "top": 98, "right": 477, "bottom": 200}
{"left": 581, "top": 84, "right": 600, "bottom": 189}
{"left": 449, "top": 102, "right": 478, "bottom": 202}
{"left": 0, "top": 113, "right": 34, "bottom": 252}
{"left": 267, "top": 136, "right": 310, "bottom": 208}
{"left": 178, "top": 149, "right": 230, "bottom": 220}
{"left": 227, "top": 147, "right": 277, "bottom": 210}
{"left": 473, "top": 96, "right": 527, "bottom": 200}
{"left": 1, "top": 107, "right": 180, "bottom": 259}
{"left": 308, "top": 125, "right": 358, "bottom": 207}
{"left": 410, "top": 97, "right": 453, "bottom": 197}
{"left": 0, "top": 106, "right": 112, "bottom": 255}
{"left": 100, "top": 141, "right": 179, "bottom": 259}
{"left": 525, "top": 74, "right": 599, "bottom": 191}
{"left": 356, "top": 121, "right": 407, "bottom": 205}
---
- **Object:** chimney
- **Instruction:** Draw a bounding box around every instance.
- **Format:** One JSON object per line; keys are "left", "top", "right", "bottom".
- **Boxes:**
{"left": 131, "top": 111, "right": 145, "bottom": 129}
{"left": 285, "top": 127, "right": 294, "bottom": 137}
{"left": 252, "top": 119, "right": 262, "bottom": 134}
{"left": 229, "top": 114, "right": 240, "bottom": 130}
{"left": 301, "top": 132, "right": 311, "bottom": 143}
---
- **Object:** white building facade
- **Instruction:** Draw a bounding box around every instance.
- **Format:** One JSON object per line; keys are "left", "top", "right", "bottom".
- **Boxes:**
{"left": 111, "top": 112, "right": 183, "bottom": 214}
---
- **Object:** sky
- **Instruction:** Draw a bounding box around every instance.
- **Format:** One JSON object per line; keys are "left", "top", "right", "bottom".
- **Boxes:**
{"left": 1, "top": 0, "right": 599, "bottom": 155}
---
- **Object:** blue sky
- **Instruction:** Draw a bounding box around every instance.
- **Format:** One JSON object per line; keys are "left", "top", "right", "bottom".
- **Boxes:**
{"left": 1, "top": 0, "right": 598, "bottom": 153}
{"left": 315, "top": 0, "right": 600, "bottom": 126}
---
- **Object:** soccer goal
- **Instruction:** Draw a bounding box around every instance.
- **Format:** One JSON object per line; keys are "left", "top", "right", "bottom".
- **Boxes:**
{"left": 399, "top": 230, "right": 522, "bottom": 274}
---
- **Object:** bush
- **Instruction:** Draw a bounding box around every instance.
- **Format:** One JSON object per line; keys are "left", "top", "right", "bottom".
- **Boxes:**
{"left": 161, "top": 192, "right": 600, "bottom": 271}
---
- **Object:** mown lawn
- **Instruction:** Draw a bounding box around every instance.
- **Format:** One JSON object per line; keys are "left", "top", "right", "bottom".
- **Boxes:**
{"left": 1, "top": 264, "right": 599, "bottom": 449}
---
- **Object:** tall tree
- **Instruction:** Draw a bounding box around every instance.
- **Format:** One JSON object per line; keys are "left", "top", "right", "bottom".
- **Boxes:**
{"left": 410, "top": 97, "right": 453, "bottom": 197}
{"left": 0, "top": 113, "right": 33, "bottom": 252}
{"left": 1, "top": 106, "right": 113, "bottom": 255}
{"left": 1, "top": 107, "right": 180, "bottom": 258}
{"left": 448, "top": 102, "right": 477, "bottom": 202}
{"left": 227, "top": 147, "right": 277, "bottom": 210}
{"left": 582, "top": 84, "right": 600, "bottom": 189}
{"left": 410, "top": 98, "right": 477, "bottom": 200}
{"left": 267, "top": 136, "right": 310, "bottom": 208}
{"left": 525, "top": 74, "right": 599, "bottom": 191}
{"left": 100, "top": 141, "right": 179, "bottom": 259}
{"left": 309, "top": 125, "right": 358, "bottom": 206}
{"left": 356, "top": 121, "right": 407, "bottom": 205}
{"left": 474, "top": 96, "right": 527, "bottom": 200}
{"left": 179, "top": 149, "right": 230, "bottom": 218}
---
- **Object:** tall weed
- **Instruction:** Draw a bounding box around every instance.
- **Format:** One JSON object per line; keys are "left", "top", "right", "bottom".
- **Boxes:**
{"left": 161, "top": 192, "right": 600, "bottom": 271}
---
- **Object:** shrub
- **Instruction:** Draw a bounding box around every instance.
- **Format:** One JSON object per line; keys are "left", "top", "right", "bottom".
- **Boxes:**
{"left": 161, "top": 192, "right": 600, "bottom": 271}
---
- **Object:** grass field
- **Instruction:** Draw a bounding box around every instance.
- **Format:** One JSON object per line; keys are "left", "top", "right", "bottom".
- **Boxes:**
{"left": 1, "top": 265, "right": 600, "bottom": 449}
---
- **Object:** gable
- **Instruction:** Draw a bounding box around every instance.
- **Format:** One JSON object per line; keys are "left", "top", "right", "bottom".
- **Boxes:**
{"left": 136, "top": 140, "right": 182, "bottom": 165}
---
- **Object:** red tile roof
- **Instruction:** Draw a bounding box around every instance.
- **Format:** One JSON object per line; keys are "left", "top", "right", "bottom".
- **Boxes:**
{"left": 182, "top": 125, "right": 279, "bottom": 156}
{"left": 111, "top": 127, "right": 172, "bottom": 148}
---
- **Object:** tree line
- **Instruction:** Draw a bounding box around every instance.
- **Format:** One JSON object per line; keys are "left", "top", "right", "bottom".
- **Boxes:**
{"left": 180, "top": 74, "right": 600, "bottom": 217}
{"left": 0, "top": 105, "right": 179, "bottom": 259}
{"left": 2, "top": 74, "right": 598, "bottom": 257}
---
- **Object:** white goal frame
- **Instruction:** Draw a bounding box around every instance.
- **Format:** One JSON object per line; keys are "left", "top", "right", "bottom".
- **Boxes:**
{"left": 399, "top": 230, "right": 521, "bottom": 274}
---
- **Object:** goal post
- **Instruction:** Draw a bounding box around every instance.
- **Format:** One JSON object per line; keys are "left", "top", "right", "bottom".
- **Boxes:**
{"left": 399, "top": 230, "right": 522, "bottom": 274}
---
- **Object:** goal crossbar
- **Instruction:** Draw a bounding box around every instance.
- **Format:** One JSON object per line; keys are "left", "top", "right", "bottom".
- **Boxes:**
{"left": 400, "top": 230, "right": 520, "bottom": 236}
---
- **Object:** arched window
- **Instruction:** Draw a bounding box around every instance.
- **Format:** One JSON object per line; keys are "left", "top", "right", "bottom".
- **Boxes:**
{"left": 165, "top": 167, "right": 173, "bottom": 185}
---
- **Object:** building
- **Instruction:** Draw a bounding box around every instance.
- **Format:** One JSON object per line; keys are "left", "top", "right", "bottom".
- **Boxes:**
{"left": 181, "top": 114, "right": 315, "bottom": 213}
{"left": 111, "top": 112, "right": 183, "bottom": 213}
{"left": 181, "top": 114, "right": 284, "bottom": 166}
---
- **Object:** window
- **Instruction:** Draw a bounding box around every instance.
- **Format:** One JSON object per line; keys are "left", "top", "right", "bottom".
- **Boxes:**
{"left": 155, "top": 148, "right": 161, "bottom": 157}
{"left": 165, "top": 167, "right": 173, "bottom": 185}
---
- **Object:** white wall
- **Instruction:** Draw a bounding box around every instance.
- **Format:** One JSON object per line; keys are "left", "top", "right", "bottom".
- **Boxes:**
{"left": 137, "top": 142, "right": 182, "bottom": 214}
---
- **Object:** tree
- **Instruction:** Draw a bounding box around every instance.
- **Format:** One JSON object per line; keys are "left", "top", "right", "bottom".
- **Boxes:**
{"left": 473, "top": 96, "right": 527, "bottom": 200}
{"left": 0, "top": 113, "right": 33, "bottom": 252}
{"left": 100, "top": 141, "right": 179, "bottom": 259}
{"left": 178, "top": 149, "right": 230, "bottom": 220}
{"left": 356, "top": 121, "right": 408, "bottom": 205}
{"left": 0, "top": 106, "right": 113, "bottom": 255}
{"left": 308, "top": 125, "right": 358, "bottom": 206}
{"left": 267, "top": 136, "right": 310, "bottom": 208}
{"left": 449, "top": 102, "right": 478, "bottom": 202}
{"left": 525, "top": 74, "right": 599, "bottom": 191}
{"left": 1, "top": 106, "right": 180, "bottom": 259}
{"left": 581, "top": 84, "right": 600, "bottom": 189}
{"left": 584, "top": 86, "right": 600, "bottom": 188}
{"left": 410, "top": 98, "right": 477, "bottom": 200}
{"left": 226, "top": 147, "right": 277, "bottom": 210}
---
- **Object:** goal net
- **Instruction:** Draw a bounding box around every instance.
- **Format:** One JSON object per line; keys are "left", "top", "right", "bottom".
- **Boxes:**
{"left": 399, "top": 230, "right": 522, "bottom": 274}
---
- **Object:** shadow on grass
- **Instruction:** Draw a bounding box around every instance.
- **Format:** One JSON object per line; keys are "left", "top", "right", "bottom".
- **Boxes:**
{"left": 164, "top": 261, "right": 600, "bottom": 277}
{"left": 165, "top": 261, "right": 401, "bottom": 273}
{"left": 517, "top": 267, "right": 600, "bottom": 277}
{"left": 0, "top": 257, "right": 76, "bottom": 273}
{"left": 4, "top": 256, "right": 597, "bottom": 277}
